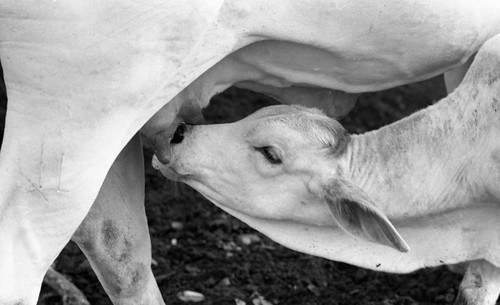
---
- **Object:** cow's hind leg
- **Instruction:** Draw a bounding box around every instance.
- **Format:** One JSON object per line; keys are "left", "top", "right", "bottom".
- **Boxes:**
{"left": 72, "top": 134, "right": 164, "bottom": 305}
{"left": 444, "top": 54, "right": 475, "bottom": 94}
{"left": 454, "top": 260, "right": 500, "bottom": 305}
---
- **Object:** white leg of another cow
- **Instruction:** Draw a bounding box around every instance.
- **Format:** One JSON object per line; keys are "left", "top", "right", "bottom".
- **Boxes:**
{"left": 454, "top": 260, "right": 500, "bottom": 305}
{"left": 72, "top": 134, "right": 164, "bottom": 305}
{"left": 444, "top": 54, "right": 475, "bottom": 94}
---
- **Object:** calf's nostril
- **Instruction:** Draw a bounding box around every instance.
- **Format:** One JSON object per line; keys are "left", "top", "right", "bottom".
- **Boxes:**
{"left": 170, "top": 122, "right": 186, "bottom": 144}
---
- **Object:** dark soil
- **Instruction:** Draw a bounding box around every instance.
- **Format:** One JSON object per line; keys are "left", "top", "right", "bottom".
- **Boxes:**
{"left": 3, "top": 73, "right": 470, "bottom": 304}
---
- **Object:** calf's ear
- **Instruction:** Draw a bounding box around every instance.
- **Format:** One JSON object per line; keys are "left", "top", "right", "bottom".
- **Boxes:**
{"left": 324, "top": 179, "right": 409, "bottom": 253}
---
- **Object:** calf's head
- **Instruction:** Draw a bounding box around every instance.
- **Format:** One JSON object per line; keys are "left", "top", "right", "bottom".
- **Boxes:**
{"left": 153, "top": 105, "right": 408, "bottom": 252}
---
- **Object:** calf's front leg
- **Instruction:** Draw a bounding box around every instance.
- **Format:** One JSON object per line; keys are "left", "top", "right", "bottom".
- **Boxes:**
{"left": 72, "top": 134, "right": 164, "bottom": 305}
{"left": 454, "top": 260, "right": 500, "bottom": 305}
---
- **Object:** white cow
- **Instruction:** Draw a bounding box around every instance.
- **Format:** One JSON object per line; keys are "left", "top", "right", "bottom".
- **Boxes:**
{"left": 153, "top": 35, "right": 500, "bottom": 304}
{"left": 1, "top": 1, "right": 500, "bottom": 304}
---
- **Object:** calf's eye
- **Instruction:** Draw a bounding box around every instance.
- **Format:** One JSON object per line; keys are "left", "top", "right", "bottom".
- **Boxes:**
{"left": 256, "top": 146, "right": 282, "bottom": 165}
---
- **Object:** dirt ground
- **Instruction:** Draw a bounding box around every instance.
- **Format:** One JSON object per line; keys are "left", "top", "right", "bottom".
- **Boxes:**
{"left": 0, "top": 70, "right": 471, "bottom": 304}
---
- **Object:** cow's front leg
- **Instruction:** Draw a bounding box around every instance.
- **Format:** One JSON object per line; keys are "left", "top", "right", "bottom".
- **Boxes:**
{"left": 72, "top": 133, "right": 164, "bottom": 305}
{"left": 454, "top": 260, "right": 500, "bottom": 305}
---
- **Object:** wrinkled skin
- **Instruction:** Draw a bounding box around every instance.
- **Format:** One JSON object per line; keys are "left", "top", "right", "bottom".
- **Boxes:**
{"left": 154, "top": 36, "right": 500, "bottom": 304}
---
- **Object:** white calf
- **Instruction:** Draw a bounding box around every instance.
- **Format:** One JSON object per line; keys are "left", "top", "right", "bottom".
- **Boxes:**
{"left": 153, "top": 34, "right": 500, "bottom": 304}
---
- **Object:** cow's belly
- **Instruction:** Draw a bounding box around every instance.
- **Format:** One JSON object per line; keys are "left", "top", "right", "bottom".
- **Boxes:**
{"left": 226, "top": 0, "right": 500, "bottom": 93}
{"left": 230, "top": 39, "right": 478, "bottom": 93}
